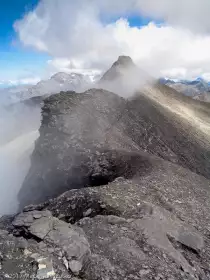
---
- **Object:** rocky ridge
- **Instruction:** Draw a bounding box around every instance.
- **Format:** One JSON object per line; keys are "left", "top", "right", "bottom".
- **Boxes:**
{"left": 1, "top": 56, "right": 210, "bottom": 279}
{"left": 18, "top": 84, "right": 210, "bottom": 207}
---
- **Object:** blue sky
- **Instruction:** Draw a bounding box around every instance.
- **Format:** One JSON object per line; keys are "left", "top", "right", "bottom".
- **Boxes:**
{"left": 0, "top": 0, "right": 49, "bottom": 82}
{"left": 0, "top": 0, "right": 37, "bottom": 51}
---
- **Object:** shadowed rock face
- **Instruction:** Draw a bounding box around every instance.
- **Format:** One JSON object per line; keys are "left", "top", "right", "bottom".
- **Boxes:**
{"left": 18, "top": 89, "right": 140, "bottom": 207}
{"left": 18, "top": 84, "right": 210, "bottom": 208}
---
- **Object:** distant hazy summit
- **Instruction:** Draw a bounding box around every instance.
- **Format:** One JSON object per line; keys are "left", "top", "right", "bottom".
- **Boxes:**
{"left": 160, "top": 77, "right": 210, "bottom": 102}
{"left": 1, "top": 71, "right": 100, "bottom": 105}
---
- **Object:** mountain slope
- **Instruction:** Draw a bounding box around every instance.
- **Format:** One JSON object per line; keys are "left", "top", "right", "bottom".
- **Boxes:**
{"left": 18, "top": 57, "right": 210, "bottom": 207}
{"left": 128, "top": 84, "right": 210, "bottom": 176}
{"left": 1, "top": 56, "right": 210, "bottom": 280}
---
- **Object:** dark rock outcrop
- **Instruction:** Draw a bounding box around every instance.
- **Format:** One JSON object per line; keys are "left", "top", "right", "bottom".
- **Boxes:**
{"left": 19, "top": 84, "right": 210, "bottom": 208}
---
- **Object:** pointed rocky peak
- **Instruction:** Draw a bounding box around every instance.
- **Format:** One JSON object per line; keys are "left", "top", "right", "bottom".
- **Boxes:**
{"left": 101, "top": 55, "right": 137, "bottom": 82}
{"left": 113, "top": 55, "right": 135, "bottom": 68}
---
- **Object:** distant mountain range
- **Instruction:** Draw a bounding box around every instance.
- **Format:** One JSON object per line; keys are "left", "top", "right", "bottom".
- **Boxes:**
{"left": 159, "top": 77, "right": 210, "bottom": 102}
{"left": 1, "top": 68, "right": 210, "bottom": 106}
{"left": 0, "top": 72, "right": 100, "bottom": 105}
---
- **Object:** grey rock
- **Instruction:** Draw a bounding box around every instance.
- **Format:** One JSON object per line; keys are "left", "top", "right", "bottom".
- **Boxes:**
{"left": 29, "top": 216, "right": 54, "bottom": 239}
{"left": 83, "top": 208, "right": 92, "bottom": 217}
{"left": 13, "top": 211, "right": 91, "bottom": 276}
{"left": 110, "top": 236, "right": 146, "bottom": 262}
{"left": 44, "top": 219, "right": 90, "bottom": 263}
{"left": 178, "top": 230, "right": 204, "bottom": 252}
{"left": 106, "top": 215, "right": 127, "bottom": 225}
{"left": 69, "top": 260, "right": 83, "bottom": 275}
{"left": 0, "top": 230, "right": 9, "bottom": 236}
{"left": 13, "top": 210, "right": 52, "bottom": 228}
{"left": 12, "top": 212, "right": 34, "bottom": 227}
{"left": 47, "top": 247, "right": 54, "bottom": 254}
{"left": 62, "top": 257, "right": 69, "bottom": 270}
{"left": 139, "top": 269, "right": 151, "bottom": 276}
{"left": 33, "top": 213, "right": 42, "bottom": 219}
{"left": 17, "top": 237, "right": 28, "bottom": 249}
{"left": 38, "top": 241, "right": 47, "bottom": 249}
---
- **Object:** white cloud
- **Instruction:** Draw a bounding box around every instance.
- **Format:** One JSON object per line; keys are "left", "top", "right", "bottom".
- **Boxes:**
{"left": 18, "top": 77, "right": 41, "bottom": 85}
{"left": 0, "top": 77, "right": 40, "bottom": 87}
{"left": 47, "top": 58, "right": 101, "bottom": 76}
{"left": 14, "top": 0, "right": 210, "bottom": 80}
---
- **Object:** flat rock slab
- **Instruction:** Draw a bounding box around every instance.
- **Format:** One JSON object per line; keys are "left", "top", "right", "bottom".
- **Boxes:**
{"left": 13, "top": 210, "right": 91, "bottom": 277}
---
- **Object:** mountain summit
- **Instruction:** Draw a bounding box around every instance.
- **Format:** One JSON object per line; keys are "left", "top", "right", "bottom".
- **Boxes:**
{"left": 115, "top": 55, "right": 134, "bottom": 66}
{"left": 99, "top": 56, "right": 150, "bottom": 96}
{"left": 101, "top": 55, "right": 137, "bottom": 81}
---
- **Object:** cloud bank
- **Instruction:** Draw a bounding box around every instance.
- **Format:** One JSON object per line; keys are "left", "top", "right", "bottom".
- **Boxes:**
{"left": 0, "top": 77, "right": 41, "bottom": 87}
{"left": 14, "top": 0, "right": 210, "bottom": 80}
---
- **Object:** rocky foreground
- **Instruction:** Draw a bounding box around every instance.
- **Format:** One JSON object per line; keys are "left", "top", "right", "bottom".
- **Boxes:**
{"left": 1, "top": 57, "right": 210, "bottom": 279}
{"left": 1, "top": 166, "right": 210, "bottom": 279}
